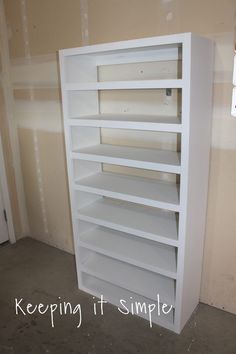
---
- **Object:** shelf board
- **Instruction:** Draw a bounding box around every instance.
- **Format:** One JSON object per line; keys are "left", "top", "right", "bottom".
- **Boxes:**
{"left": 65, "top": 79, "right": 183, "bottom": 91}
{"left": 79, "top": 226, "right": 177, "bottom": 278}
{"left": 80, "top": 252, "right": 175, "bottom": 306}
{"left": 61, "top": 33, "right": 186, "bottom": 57}
{"left": 75, "top": 172, "right": 180, "bottom": 211}
{"left": 81, "top": 273, "right": 174, "bottom": 330}
{"left": 77, "top": 198, "right": 178, "bottom": 247}
{"left": 67, "top": 114, "right": 182, "bottom": 132}
{"left": 71, "top": 144, "right": 181, "bottom": 174}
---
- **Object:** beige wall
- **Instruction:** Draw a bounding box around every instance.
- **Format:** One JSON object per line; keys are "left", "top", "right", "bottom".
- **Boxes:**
{"left": 3, "top": 0, "right": 83, "bottom": 252}
{"left": 5, "top": 0, "right": 82, "bottom": 57}
{"left": 88, "top": 0, "right": 234, "bottom": 42}
{"left": 2, "top": 0, "right": 236, "bottom": 313}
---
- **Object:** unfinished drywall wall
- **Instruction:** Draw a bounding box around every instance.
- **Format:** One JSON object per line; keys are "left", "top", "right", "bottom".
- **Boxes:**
{"left": 10, "top": 54, "right": 74, "bottom": 252}
{"left": 3, "top": 0, "right": 236, "bottom": 314}
{"left": 0, "top": 0, "right": 29, "bottom": 239}
{"left": 88, "top": 0, "right": 234, "bottom": 42}
{"left": 4, "top": 0, "right": 82, "bottom": 58}
{"left": 3, "top": 0, "right": 83, "bottom": 252}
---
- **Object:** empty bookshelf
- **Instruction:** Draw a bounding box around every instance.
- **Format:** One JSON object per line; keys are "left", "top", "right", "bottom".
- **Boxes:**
{"left": 59, "top": 33, "right": 214, "bottom": 333}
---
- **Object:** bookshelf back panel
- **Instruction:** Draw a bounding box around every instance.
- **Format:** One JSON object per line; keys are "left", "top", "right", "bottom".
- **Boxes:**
{"left": 98, "top": 60, "right": 180, "bottom": 82}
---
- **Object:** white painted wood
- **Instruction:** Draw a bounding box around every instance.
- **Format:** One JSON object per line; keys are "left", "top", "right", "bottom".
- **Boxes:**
{"left": 174, "top": 34, "right": 214, "bottom": 334}
{"left": 59, "top": 32, "right": 213, "bottom": 334}
{"left": 77, "top": 198, "right": 178, "bottom": 246}
{"left": 60, "top": 33, "right": 188, "bottom": 56}
{"left": 65, "top": 79, "right": 183, "bottom": 91}
{"left": 75, "top": 172, "right": 180, "bottom": 211}
{"left": 76, "top": 191, "right": 102, "bottom": 210}
{"left": 68, "top": 114, "right": 182, "bottom": 132}
{"left": 79, "top": 225, "right": 177, "bottom": 278}
{"left": 64, "top": 56, "right": 96, "bottom": 84}
{"left": 80, "top": 251, "right": 176, "bottom": 306}
{"left": 71, "top": 126, "right": 100, "bottom": 149}
{"left": 81, "top": 274, "right": 174, "bottom": 330}
{"left": 73, "top": 160, "right": 102, "bottom": 181}
{"left": 59, "top": 49, "right": 100, "bottom": 290}
{"left": 67, "top": 91, "right": 99, "bottom": 116}
{"left": 72, "top": 144, "right": 181, "bottom": 173}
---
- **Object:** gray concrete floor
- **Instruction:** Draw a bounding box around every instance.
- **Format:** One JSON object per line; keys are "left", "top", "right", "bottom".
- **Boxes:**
{"left": 0, "top": 238, "right": 236, "bottom": 354}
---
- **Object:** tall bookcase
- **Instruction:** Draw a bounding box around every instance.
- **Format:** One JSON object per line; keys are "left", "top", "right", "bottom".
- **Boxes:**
{"left": 59, "top": 33, "right": 214, "bottom": 333}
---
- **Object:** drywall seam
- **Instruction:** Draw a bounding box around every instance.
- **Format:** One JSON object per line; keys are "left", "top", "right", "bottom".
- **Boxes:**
{"left": 32, "top": 132, "right": 49, "bottom": 235}
{"left": 80, "top": 0, "right": 89, "bottom": 45}
{"left": 19, "top": 0, "right": 49, "bottom": 236}
{"left": 0, "top": 0, "right": 29, "bottom": 236}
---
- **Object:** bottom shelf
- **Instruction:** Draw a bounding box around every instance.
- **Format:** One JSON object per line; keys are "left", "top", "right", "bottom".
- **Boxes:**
{"left": 80, "top": 250, "right": 175, "bottom": 305}
{"left": 81, "top": 273, "right": 175, "bottom": 331}
{"left": 79, "top": 224, "right": 177, "bottom": 278}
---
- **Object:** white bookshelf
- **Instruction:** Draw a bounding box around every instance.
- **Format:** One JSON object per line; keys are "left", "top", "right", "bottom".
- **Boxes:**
{"left": 59, "top": 33, "right": 214, "bottom": 333}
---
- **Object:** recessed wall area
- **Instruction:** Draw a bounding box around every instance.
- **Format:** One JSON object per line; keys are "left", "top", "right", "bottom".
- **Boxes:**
{"left": 1, "top": 0, "right": 236, "bottom": 317}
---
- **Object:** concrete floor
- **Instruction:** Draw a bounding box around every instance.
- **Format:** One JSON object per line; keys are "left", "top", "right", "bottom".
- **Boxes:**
{"left": 0, "top": 238, "right": 236, "bottom": 354}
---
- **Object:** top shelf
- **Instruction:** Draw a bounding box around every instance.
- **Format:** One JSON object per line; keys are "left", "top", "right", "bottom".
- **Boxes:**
{"left": 65, "top": 79, "right": 183, "bottom": 91}
{"left": 60, "top": 33, "right": 188, "bottom": 57}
